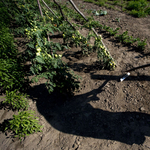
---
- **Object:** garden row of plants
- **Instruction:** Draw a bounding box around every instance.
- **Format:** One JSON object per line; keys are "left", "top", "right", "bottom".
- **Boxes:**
{"left": 1, "top": 0, "right": 112, "bottom": 140}
{"left": 0, "top": 0, "right": 147, "bottom": 140}
{"left": 61, "top": 2, "right": 147, "bottom": 51}
{"left": 84, "top": 0, "right": 150, "bottom": 18}
{"left": 0, "top": 0, "right": 43, "bottom": 140}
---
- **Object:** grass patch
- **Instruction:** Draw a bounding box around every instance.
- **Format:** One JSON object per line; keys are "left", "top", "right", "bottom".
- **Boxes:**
{"left": 84, "top": 0, "right": 150, "bottom": 17}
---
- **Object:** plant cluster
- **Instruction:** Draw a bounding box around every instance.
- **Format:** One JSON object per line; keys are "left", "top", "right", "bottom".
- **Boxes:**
{"left": 58, "top": 2, "right": 147, "bottom": 51}
{"left": 116, "top": 31, "right": 147, "bottom": 50}
{"left": 0, "top": 0, "right": 42, "bottom": 139}
{"left": 24, "top": 19, "right": 80, "bottom": 95}
{"left": 4, "top": 111, "right": 43, "bottom": 140}
{"left": 126, "top": 0, "right": 150, "bottom": 17}
{"left": 3, "top": 90, "right": 29, "bottom": 110}
{"left": 82, "top": 19, "right": 147, "bottom": 51}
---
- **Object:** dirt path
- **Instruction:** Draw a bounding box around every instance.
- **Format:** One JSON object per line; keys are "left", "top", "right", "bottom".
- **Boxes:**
{"left": 1, "top": 0, "right": 150, "bottom": 149}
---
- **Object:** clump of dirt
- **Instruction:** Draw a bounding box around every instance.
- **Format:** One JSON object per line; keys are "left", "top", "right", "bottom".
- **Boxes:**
{"left": 1, "top": 0, "right": 150, "bottom": 150}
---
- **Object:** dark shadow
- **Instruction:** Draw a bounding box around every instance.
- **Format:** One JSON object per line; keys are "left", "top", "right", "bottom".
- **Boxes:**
{"left": 91, "top": 74, "right": 150, "bottom": 81}
{"left": 49, "top": 34, "right": 63, "bottom": 38}
{"left": 28, "top": 73, "right": 150, "bottom": 145}
{"left": 68, "top": 62, "right": 103, "bottom": 73}
{"left": 125, "top": 63, "right": 150, "bottom": 72}
{"left": 143, "top": 52, "right": 150, "bottom": 57}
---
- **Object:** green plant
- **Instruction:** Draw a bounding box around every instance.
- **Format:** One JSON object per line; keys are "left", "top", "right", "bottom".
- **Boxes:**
{"left": 30, "top": 51, "right": 80, "bottom": 95}
{"left": 22, "top": 20, "right": 80, "bottom": 95}
{"left": 92, "top": 9, "right": 107, "bottom": 16}
{"left": 137, "top": 39, "right": 147, "bottom": 51}
{"left": 116, "top": 31, "right": 136, "bottom": 44}
{"left": 116, "top": 17, "right": 121, "bottom": 22}
{"left": 0, "top": 25, "right": 17, "bottom": 59}
{"left": 0, "top": 59, "right": 29, "bottom": 92}
{"left": 5, "top": 111, "right": 43, "bottom": 140}
{"left": 127, "top": 0, "right": 148, "bottom": 11}
{"left": 94, "top": 36, "right": 116, "bottom": 70}
{"left": 0, "top": 1, "right": 11, "bottom": 25}
{"left": 126, "top": 0, "right": 150, "bottom": 17}
{"left": 3, "top": 90, "right": 29, "bottom": 110}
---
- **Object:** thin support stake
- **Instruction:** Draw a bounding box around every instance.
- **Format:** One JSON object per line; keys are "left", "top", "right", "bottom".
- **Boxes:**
{"left": 69, "top": 0, "right": 115, "bottom": 64}
{"left": 37, "top": 0, "right": 43, "bottom": 17}
{"left": 41, "top": 0, "right": 58, "bottom": 18}
{"left": 53, "top": 0, "right": 76, "bottom": 30}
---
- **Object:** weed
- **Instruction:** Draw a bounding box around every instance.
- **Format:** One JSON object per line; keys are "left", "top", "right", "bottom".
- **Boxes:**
{"left": 4, "top": 111, "right": 43, "bottom": 140}
{"left": 3, "top": 90, "right": 29, "bottom": 110}
{"left": 137, "top": 39, "right": 147, "bottom": 51}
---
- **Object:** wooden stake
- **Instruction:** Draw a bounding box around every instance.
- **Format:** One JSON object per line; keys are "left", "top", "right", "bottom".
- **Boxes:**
{"left": 69, "top": 0, "right": 108, "bottom": 50}
{"left": 53, "top": 0, "right": 76, "bottom": 30}
{"left": 69, "top": 0, "right": 116, "bottom": 66}
{"left": 37, "top": 0, "right": 43, "bottom": 17}
{"left": 41, "top": 0, "right": 58, "bottom": 18}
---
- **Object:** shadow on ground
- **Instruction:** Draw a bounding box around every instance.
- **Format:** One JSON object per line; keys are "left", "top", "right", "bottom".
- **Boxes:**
{"left": 28, "top": 73, "right": 150, "bottom": 145}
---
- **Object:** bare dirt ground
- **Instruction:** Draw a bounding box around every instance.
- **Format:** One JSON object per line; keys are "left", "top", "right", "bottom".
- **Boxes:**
{"left": 1, "top": 0, "right": 150, "bottom": 149}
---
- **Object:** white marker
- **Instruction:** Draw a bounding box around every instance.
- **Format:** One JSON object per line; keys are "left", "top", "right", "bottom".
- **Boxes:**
{"left": 120, "top": 72, "right": 130, "bottom": 82}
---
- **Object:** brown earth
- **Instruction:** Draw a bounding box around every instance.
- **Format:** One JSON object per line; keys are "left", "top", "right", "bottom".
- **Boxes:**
{"left": 1, "top": 0, "right": 150, "bottom": 149}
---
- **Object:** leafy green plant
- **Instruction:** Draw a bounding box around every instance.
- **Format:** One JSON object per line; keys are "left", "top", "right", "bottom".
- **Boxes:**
{"left": 137, "top": 39, "right": 147, "bottom": 51}
{"left": 22, "top": 19, "right": 80, "bottom": 95}
{"left": 5, "top": 111, "right": 43, "bottom": 140}
{"left": 94, "top": 36, "right": 116, "bottom": 70}
{"left": 0, "top": 1, "right": 11, "bottom": 25}
{"left": 127, "top": 0, "right": 148, "bottom": 11}
{"left": 126, "top": 0, "right": 150, "bottom": 17}
{"left": 3, "top": 90, "right": 29, "bottom": 110}
{"left": 30, "top": 51, "right": 80, "bottom": 95}
{"left": 116, "top": 31, "right": 147, "bottom": 50}
{"left": 103, "top": 25, "right": 120, "bottom": 36}
{"left": 0, "top": 25, "right": 17, "bottom": 59}
{"left": 0, "top": 59, "right": 29, "bottom": 92}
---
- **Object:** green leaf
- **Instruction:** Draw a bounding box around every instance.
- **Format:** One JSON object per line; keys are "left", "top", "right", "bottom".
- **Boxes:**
{"left": 48, "top": 28, "right": 54, "bottom": 34}
{"left": 35, "top": 56, "right": 45, "bottom": 64}
{"left": 56, "top": 43, "right": 61, "bottom": 51}
{"left": 27, "top": 43, "right": 34, "bottom": 49}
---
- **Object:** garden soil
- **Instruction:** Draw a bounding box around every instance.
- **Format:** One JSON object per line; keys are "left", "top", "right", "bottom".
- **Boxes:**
{"left": 1, "top": 0, "right": 150, "bottom": 149}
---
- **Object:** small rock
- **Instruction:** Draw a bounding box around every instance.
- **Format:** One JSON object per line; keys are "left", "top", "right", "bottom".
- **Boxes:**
{"left": 140, "top": 107, "right": 145, "bottom": 111}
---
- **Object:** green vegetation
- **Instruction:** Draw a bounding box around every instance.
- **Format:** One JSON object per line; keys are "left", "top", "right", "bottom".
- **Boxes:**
{"left": 0, "top": 0, "right": 148, "bottom": 140}
{"left": 4, "top": 111, "right": 43, "bottom": 140}
{"left": 127, "top": 0, "right": 150, "bottom": 17}
{"left": 3, "top": 91, "right": 29, "bottom": 110}
{"left": 84, "top": 0, "right": 150, "bottom": 17}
